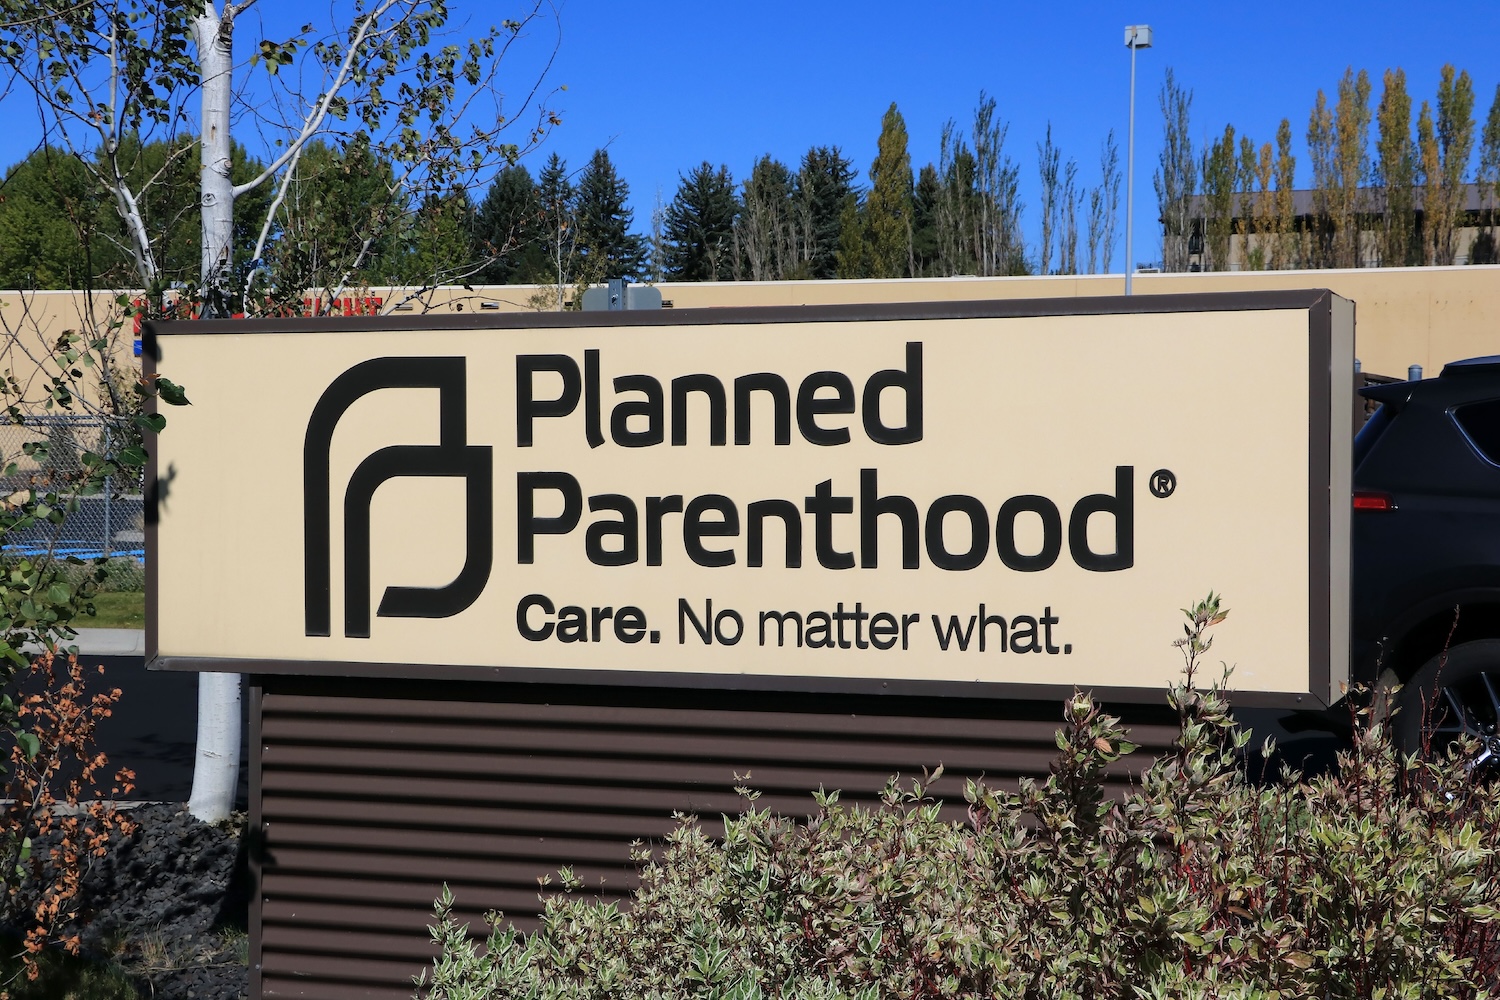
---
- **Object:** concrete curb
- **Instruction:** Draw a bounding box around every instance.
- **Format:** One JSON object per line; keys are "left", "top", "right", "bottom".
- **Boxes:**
{"left": 24, "top": 628, "right": 146, "bottom": 657}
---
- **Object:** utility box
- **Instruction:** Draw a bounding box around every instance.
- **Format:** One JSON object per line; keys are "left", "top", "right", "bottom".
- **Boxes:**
{"left": 146, "top": 289, "right": 1353, "bottom": 998}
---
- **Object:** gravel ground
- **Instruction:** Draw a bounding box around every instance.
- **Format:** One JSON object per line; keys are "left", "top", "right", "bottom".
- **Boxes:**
{"left": 31, "top": 802, "right": 250, "bottom": 1000}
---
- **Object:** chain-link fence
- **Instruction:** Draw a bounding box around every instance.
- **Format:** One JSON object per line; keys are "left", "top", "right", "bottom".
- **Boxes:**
{"left": 0, "top": 414, "right": 144, "bottom": 591}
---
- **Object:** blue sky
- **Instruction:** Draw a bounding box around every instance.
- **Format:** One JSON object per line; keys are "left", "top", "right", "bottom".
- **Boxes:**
{"left": 530, "top": 0, "right": 1500, "bottom": 271}
{"left": 4, "top": 0, "right": 1499, "bottom": 272}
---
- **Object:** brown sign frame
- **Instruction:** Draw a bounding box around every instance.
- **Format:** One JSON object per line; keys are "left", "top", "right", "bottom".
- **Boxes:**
{"left": 145, "top": 289, "right": 1351, "bottom": 708}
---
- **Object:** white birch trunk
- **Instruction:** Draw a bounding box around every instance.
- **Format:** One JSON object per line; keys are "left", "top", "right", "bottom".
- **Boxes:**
{"left": 188, "top": 2, "right": 244, "bottom": 823}
{"left": 193, "top": 4, "right": 237, "bottom": 306}
{"left": 186, "top": 672, "right": 242, "bottom": 823}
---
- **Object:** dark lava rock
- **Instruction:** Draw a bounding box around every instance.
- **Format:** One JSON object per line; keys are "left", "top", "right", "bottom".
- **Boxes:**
{"left": 27, "top": 803, "right": 249, "bottom": 1000}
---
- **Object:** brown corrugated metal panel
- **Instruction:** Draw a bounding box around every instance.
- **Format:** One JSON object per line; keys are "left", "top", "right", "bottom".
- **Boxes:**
{"left": 254, "top": 675, "right": 1181, "bottom": 1000}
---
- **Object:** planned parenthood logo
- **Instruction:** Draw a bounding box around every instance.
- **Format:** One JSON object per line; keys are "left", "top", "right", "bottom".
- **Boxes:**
{"left": 302, "top": 357, "right": 493, "bottom": 638}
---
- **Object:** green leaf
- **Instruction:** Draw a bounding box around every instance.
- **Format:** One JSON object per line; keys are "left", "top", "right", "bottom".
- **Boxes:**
{"left": 135, "top": 412, "right": 168, "bottom": 433}
{"left": 118, "top": 445, "right": 148, "bottom": 467}
{"left": 16, "top": 731, "right": 38, "bottom": 761}
{"left": 46, "top": 583, "right": 71, "bottom": 604}
{"left": 156, "top": 377, "right": 191, "bottom": 406}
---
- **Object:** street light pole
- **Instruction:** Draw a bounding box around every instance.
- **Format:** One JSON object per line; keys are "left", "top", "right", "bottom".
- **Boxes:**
{"left": 1124, "top": 24, "right": 1152, "bottom": 296}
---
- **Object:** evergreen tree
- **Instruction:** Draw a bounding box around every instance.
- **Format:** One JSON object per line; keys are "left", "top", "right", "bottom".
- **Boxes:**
{"left": 793, "top": 146, "right": 857, "bottom": 279}
{"left": 0, "top": 136, "right": 272, "bottom": 292}
{"left": 396, "top": 185, "right": 479, "bottom": 286}
{"left": 911, "top": 164, "right": 941, "bottom": 276}
{"left": 0, "top": 147, "right": 124, "bottom": 288}
{"left": 574, "top": 148, "right": 647, "bottom": 281}
{"left": 267, "top": 138, "right": 405, "bottom": 294}
{"left": 475, "top": 165, "right": 550, "bottom": 284}
{"left": 535, "top": 152, "right": 579, "bottom": 290}
{"left": 735, "top": 155, "right": 795, "bottom": 280}
{"left": 662, "top": 162, "right": 739, "bottom": 281}
{"left": 866, "top": 103, "right": 914, "bottom": 278}
{"left": 1376, "top": 69, "right": 1418, "bottom": 267}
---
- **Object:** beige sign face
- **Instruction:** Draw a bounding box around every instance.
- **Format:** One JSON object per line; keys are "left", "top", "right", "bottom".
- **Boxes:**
{"left": 151, "top": 296, "right": 1352, "bottom": 702}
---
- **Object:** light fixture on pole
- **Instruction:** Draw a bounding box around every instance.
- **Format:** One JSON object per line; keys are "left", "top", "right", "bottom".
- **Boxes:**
{"left": 1124, "top": 24, "right": 1152, "bottom": 295}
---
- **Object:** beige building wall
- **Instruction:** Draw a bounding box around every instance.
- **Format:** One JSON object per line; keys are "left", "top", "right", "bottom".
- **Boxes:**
{"left": 6, "top": 265, "right": 1497, "bottom": 385}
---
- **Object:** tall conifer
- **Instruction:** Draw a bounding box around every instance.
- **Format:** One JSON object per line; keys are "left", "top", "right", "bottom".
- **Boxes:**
{"left": 475, "top": 164, "right": 550, "bottom": 284}
{"left": 574, "top": 149, "right": 647, "bottom": 281}
{"left": 866, "top": 103, "right": 914, "bottom": 278}
{"left": 794, "top": 147, "right": 857, "bottom": 279}
{"left": 662, "top": 162, "right": 738, "bottom": 281}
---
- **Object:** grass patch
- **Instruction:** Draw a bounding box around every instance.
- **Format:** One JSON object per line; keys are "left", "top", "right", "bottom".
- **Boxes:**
{"left": 0, "top": 943, "right": 138, "bottom": 1000}
{"left": 79, "top": 591, "right": 144, "bottom": 629}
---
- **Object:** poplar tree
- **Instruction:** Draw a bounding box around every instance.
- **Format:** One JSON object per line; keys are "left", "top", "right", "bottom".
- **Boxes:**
{"left": 1375, "top": 69, "right": 1417, "bottom": 267}
{"left": 1419, "top": 66, "right": 1475, "bottom": 266}
{"left": 1234, "top": 135, "right": 1256, "bottom": 269}
{"left": 1241, "top": 137, "right": 1274, "bottom": 270}
{"left": 1037, "top": 124, "right": 1061, "bottom": 274}
{"left": 735, "top": 155, "right": 795, "bottom": 280}
{"left": 1274, "top": 119, "right": 1298, "bottom": 269}
{"left": 1307, "top": 89, "right": 1337, "bottom": 267}
{"left": 662, "top": 162, "right": 739, "bottom": 281}
{"left": 1085, "top": 132, "right": 1120, "bottom": 274}
{"left": 1332, "top": 68, "right": 1373, "bottom": 267}
{"left": 936, "top": 121, "right": 980, "bottom": 275}
{"left": 1153, "top": 68, "right": 1197, "bottom": 272}
{"left": 1478, "top": 84, "right": 1500, "bottom": 261}
{"left": 1201, "top": 125, "right": 1237, "bottom": 271}
{"left": 574, "top": 148, "right": 647, "bottom": 281}
{"left": 1434, "top": 65, "right": 1476, "bottom": 265}
{"left": 1059, "top": 158, "right": 1080, "bottom": 275}
{"left": 835, "top": 193, "right": 869, "bottom": 278}
{"left": 866, "top": 103, "right": 915, "bottom": 278}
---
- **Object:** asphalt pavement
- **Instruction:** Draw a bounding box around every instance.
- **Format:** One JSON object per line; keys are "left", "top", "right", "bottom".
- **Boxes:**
{"left": 31, "top": 630, "right": 247, "bottom": 806}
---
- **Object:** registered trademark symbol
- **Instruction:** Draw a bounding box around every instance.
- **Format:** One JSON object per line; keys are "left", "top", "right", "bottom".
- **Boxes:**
{"left": 1149, "top": 468, "right": 1177, "bottom": 499}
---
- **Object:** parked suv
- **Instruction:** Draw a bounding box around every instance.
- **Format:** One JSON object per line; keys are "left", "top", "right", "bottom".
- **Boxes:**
{"left": 1351, "top": 356, "right": 1500, "bottom": 765}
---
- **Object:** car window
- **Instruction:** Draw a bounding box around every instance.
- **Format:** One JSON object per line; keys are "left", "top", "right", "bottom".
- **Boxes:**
{"left": 1453, "top": 398, "right": 1500, "bottom": 466}
{"left": 1353, "top": 402, "right": 1393, "bottom": 470}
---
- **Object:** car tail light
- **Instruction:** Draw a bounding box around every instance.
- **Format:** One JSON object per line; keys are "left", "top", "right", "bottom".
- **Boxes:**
{"left": 1353, "top": 491, "right": 1395, "bottom": 511}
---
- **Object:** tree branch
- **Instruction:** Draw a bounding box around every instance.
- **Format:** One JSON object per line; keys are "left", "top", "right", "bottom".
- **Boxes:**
{"left": 230, "top": 0, "right": 403, "bottom": 199}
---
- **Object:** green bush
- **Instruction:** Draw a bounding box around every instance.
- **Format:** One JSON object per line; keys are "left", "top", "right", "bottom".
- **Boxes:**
{"left": 419, "top": 597, "right": 1500, "bottom": 1000}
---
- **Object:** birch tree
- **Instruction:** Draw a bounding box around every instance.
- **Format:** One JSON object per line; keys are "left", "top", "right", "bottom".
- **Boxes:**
{"left": 0, "top": 0, "right": 561, "bottom": 821}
